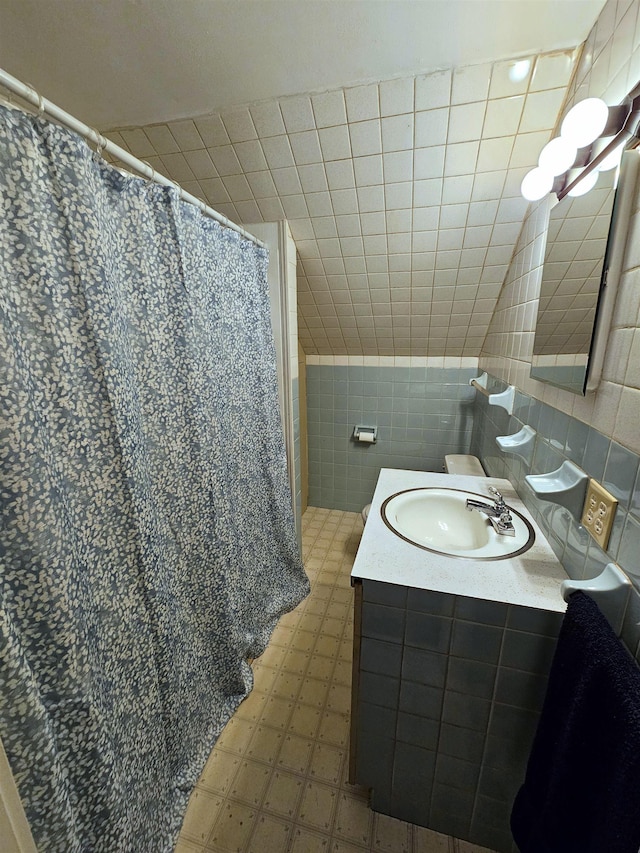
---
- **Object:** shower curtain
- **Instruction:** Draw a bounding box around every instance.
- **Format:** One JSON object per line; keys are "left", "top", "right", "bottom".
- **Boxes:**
{"left": 0, "top": 105, "right": 309, "bottom": 851}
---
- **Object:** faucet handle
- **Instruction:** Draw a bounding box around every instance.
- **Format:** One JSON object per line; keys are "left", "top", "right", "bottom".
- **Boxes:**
{"left": 488, "top": 486, "right": 508, "bottom": 511}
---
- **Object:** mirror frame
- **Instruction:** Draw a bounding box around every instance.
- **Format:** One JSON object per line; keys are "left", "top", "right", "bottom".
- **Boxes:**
{"left": 530, "top": 148, "right": 639, "bottom": 395}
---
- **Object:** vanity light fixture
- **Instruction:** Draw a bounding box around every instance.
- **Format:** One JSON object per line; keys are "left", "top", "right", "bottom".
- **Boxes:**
{"left": 592, "top": 139, "right": 625, "bottom": 172}
{"left": 566, "top": 168, "right": 599, "bottom": 197}
{"left": 538, "top": 137, "right": 577, "bottom": 176}
{"left": 521, "top": 167, "right": 555, "bottom": 201}
{"left": 560, "top": 97, "right": 617, "bottom": 148}
{"left": 521, "top": 82, "right": 640, "bottom": 202}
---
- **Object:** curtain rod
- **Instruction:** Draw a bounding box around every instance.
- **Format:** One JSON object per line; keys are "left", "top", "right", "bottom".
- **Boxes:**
{"left": 0, "top": 67, "right": 266, "bottom": 249}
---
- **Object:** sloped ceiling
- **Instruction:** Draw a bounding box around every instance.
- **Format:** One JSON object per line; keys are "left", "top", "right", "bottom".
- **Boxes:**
{"left": 0, "top": 0, "right": 606, "bottom": 356}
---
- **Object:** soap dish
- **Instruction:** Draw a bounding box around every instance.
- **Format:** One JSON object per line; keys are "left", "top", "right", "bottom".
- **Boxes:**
{"left": 525, "top": 460, "right": 588, "bottom": 520}
{"left": 496, "top": 425, "right": 536, "bottom": 465}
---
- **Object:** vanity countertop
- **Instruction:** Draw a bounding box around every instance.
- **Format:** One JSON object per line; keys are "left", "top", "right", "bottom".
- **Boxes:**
{"left": 351, "top": 468, "right": 568, "bottom": 612}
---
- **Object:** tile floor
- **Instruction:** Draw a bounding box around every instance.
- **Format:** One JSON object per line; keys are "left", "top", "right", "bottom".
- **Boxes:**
{"left": 176, "top": 507, "right": 497, "bottom": 853}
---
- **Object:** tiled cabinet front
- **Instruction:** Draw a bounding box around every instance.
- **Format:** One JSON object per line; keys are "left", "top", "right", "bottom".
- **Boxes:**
{"left": 350, "top": 579, "right": 562, "bottom": 853}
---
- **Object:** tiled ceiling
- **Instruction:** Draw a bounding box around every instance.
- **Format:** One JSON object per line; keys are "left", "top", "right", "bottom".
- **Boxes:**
{"left": 106, "top": 50, "right": 578, "bottom": 356}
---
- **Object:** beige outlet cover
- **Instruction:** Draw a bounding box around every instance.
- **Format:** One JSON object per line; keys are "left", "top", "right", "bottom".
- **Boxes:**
{"left": 581, "top": 478, "right": 618, "bottom": 551}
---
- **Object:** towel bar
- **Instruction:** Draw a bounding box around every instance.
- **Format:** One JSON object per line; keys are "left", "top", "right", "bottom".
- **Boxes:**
{"left": 561, "top": 563, "right": 631, "bottom": 636}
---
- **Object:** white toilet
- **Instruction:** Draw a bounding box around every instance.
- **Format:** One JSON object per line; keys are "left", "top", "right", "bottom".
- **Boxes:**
{"left": 444, "top": 454, "right": 486, "bottom": 477}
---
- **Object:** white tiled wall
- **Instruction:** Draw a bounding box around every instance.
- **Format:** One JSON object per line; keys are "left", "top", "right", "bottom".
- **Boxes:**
{"left": 105, "top": 50, "right": 578, "bottom": 358}
{"left": 480, "top": 0, "right": 640, "bottom": 454}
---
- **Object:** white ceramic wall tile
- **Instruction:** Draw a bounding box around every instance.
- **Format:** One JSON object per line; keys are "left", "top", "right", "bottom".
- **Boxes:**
{"left": 476, "top": 137, "right": 514, "bottom": 173}
{"left": 143, "top": 124, "right": 180, "bottom": 155}
{"left": 377, "top": 113, "right": 413, "bottom": 154}
{"left": 452, "top": 63, "right": 492, "bottom": 105}
{"left": 289, "top": 130, "right": 323, "bottom": 166}
{"left": 324, "top": 160, "right": 355, "bottom": 190}
{"left": 384, "top": 182, "right": 412, "bottom": 210}
{"left": 168, "top": 120, "right": 203, "bottom": 151}
{"left": 414, "top": 108, "right": 449, "bottom": 148}
{"left": 448, "top": 102, "right": 486, "bottom": 143}
{"left": 249, "top": 101, "right": 286, "bottom": 138}
{"left": 519, "top": 89, "right": 565, "bottom": 133}
{"left": 183, "top": 149, "right": 217, "bottom": 180}
{"left": 318, "top": 125, "right": 351, "bottom": 161}
{"left": 271, "top": 167, "right": 303, "bottom": 196}
{"left": 353, "top": 155, "right": 383, "bottom": 187}
{"left": 444, "top": 141, "right": 479, "bottom": 177}
{"left": 379, "top": 77, "right": 414, "bottom": 117}
{"left": 193, "top": 115, "right": 230, "bottom": 148}
{"left": 220, "top": 108, "right": 257, "bottom": 143}
{"left": 260, "top": 136, "right": 295, "bottom": 170}
{"left": 489, "top": 58, "right": 534, "bottom": 99}
{"left": 222, "top": 174, "right": 253, "bottom": 201}
{"left": 344, "top": 84, "right": 380, "bottom": 123}
{"left": 310, "top": 90, "right": 347, "bottom": 129}
{"left": 119, "top": 128, "right": 156, "bottom": 157}
{"left": 208, "top": 145, "right": 243, "bottom": 176}
{"left": 439, "top": 203, "right": 467, "bottom": 229}
{"left": 246, "top": 170, "right": 278, "bottom": 199}
{"left": 160, "top": 153, "right": 194, "bottom": 182}
{"left": 111, "top": 42, "right": 591, "bottom": 357}
{"left": 415, "top": 69, "right": 452, "bottom": 110}
{"left": 279, "top": 95, "right": 316, "bottom": 133}
{"left": 348, "top": 120, "right": 382, "bottom": 157}
{"left": 383, "top": 149, "right": 414, "bottom": 182}
{"left": 200, "top": 177, "right": 230, "bottom": 205}
{"left": 508, "top": 131, "right": 548, "bottom": 169}
{"left": 413, "top": 146, "right": 445, "bottom": 180}
{"left": 531, "top": 51, "right": 576, "bottom": 91}
{"left": 297, "top": 164, "right": 328, "bottom": 193}
{"left": 330, "top": 188, "right": 358, "bottom": 215}
{"left": 441, "top": 174, "right": 474, "bottom": 205}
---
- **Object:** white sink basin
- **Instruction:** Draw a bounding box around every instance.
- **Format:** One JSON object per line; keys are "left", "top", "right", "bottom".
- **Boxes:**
{"left": 381, "top": 487, "right": 535, "bottom": 560}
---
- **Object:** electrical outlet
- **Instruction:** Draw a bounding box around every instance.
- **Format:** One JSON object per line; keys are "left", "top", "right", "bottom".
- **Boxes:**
{"left": 581, "top": 478, "right": 617, "bottom": 550}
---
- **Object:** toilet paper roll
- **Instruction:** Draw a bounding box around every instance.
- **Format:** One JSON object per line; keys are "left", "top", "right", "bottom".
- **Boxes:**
{"left": 357, "top": 431, "right": 375, "bottom": 443}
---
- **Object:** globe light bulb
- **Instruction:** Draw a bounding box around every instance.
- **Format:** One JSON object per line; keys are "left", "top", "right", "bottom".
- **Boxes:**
{"left": 567, "top": 169, "right": 599, "bottom": 197}
{"left": 538, "top": 137, "right": 577, "bottom": 176}
{"left": 521, "top": 167, "right": 554, "bottom": 201}
{"left": 560, "top": 98, "right": 609, "bottom": 148}
{"left": 597, "top": 143, "right": 624, "bottom": 172}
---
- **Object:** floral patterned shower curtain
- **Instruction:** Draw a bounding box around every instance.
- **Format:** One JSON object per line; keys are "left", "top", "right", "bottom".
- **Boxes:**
{"left": 0, "top": 105, "right": 309, "bottom": 852}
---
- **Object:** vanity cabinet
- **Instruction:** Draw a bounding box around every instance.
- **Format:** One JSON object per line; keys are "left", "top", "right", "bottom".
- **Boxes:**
{"left": 349, "top": 468, "right": 568, "bottom": 853}
{"left": 349, "top": 579, "right": 563, "bottom": 853}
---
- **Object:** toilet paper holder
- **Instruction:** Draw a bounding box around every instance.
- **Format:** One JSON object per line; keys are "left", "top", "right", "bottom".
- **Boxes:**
{"left": 353, "top": 425, "right": 377, "bottom": 444}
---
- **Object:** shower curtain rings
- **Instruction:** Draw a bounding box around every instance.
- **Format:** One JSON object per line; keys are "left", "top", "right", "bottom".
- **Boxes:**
{"left": 140, "top": 160, "right": 157, "bottom": 185}
{"left": 91, "top": 129, "right": 106, "bottom": 162}
{"left": 26, "top": 83, "right": 45, "bottom": 117}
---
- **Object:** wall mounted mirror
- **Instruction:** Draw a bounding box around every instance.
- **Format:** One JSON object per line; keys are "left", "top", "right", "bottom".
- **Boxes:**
{"left": 530, "top": 149, "right": 639, "bottom": 394}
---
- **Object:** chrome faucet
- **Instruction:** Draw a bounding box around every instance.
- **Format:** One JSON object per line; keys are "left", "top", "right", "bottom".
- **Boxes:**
{"left": 465, "top": 486, "right": 516, "bottom": 536}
